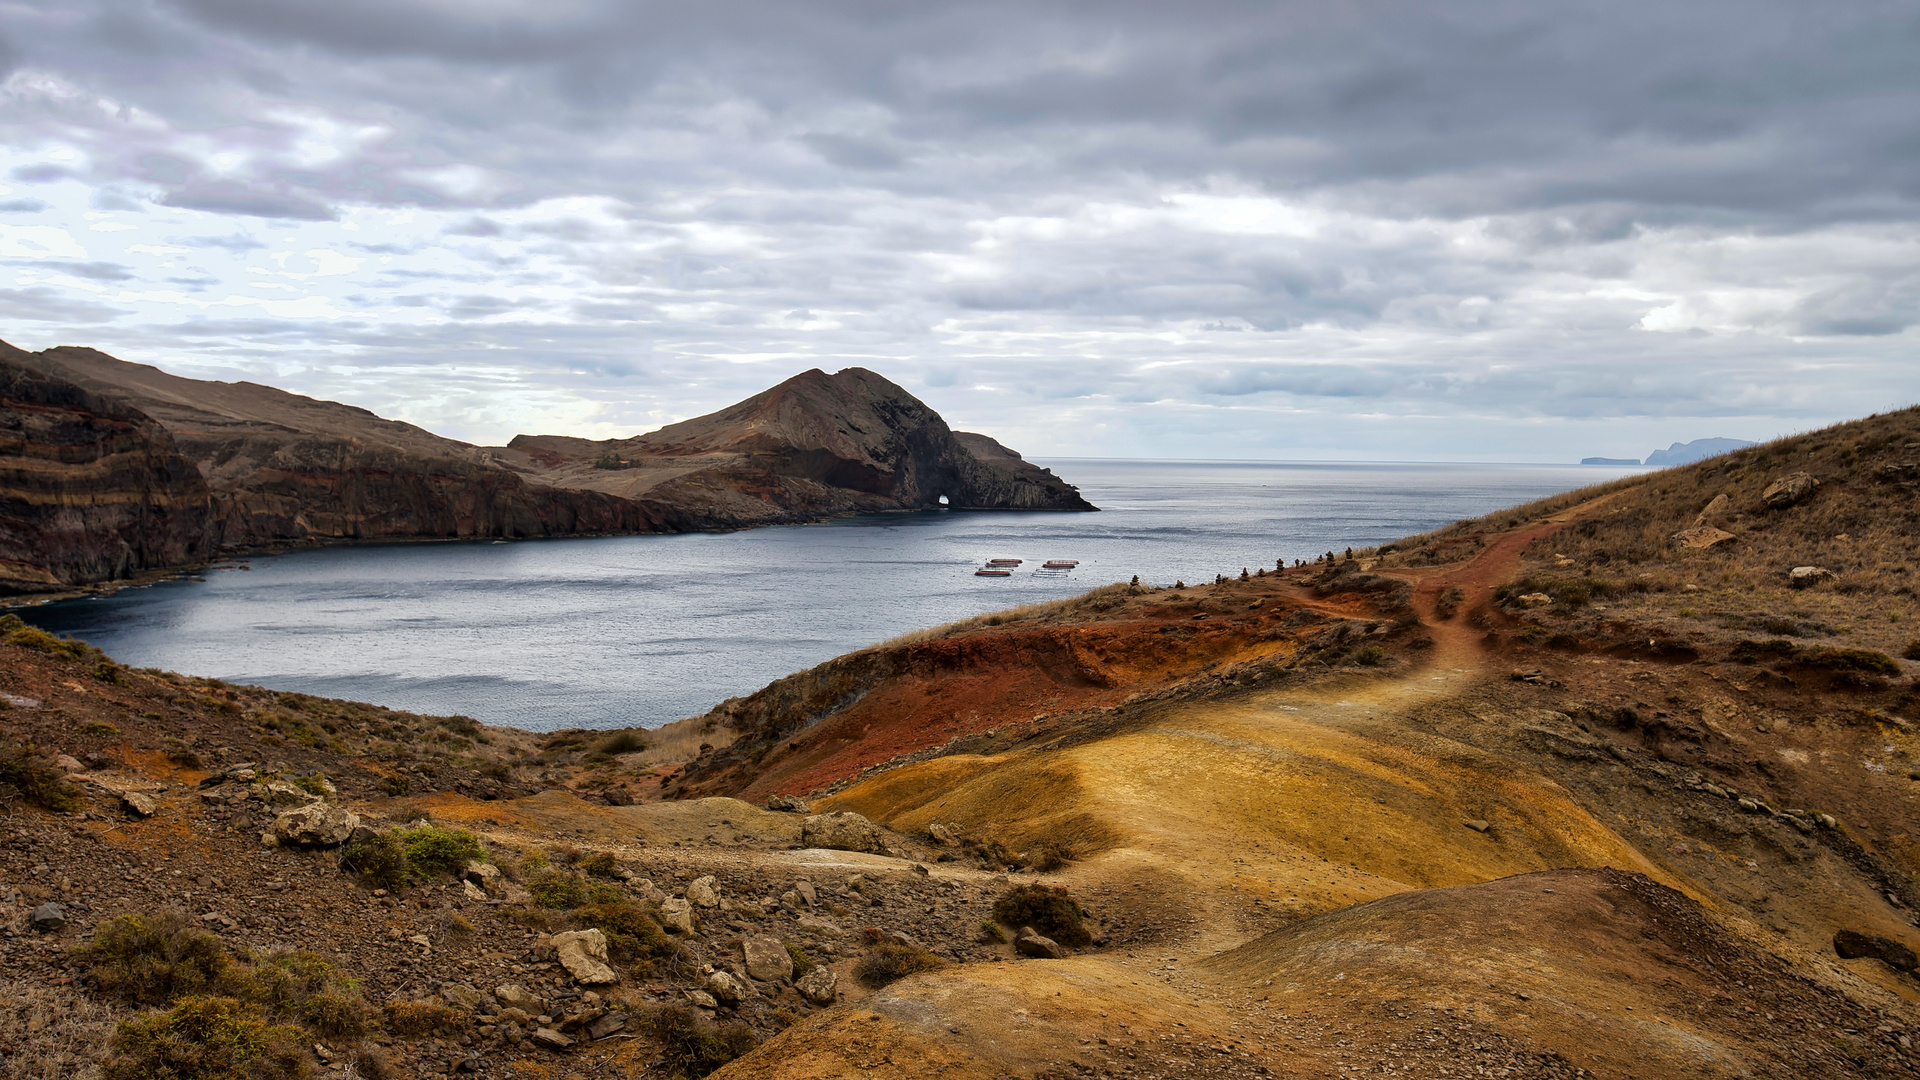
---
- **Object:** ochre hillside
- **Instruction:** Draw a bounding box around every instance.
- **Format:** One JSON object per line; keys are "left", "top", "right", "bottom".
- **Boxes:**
{"left": 4, "top": 405, "right": 1920, "bottom": 1079}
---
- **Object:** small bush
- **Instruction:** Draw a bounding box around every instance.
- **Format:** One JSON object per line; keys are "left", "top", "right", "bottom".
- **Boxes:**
{"left": 977, "top": 920, "right": 1008, "bottom": 944}
{"left": 579, "top": 851, "right": 619, "bottom": 878}
{"left": 105, "top": 996, "right": 311, "bottom": 1080}
{"left": 527, "top": 868, "right": 587, "bottom": 909}
{"left": 854, "top": 941, "right": 946, "bottom": 988}
{"left": 598, "top": 730, "right": 649, "bottom": 756}
{"left": 93, "top": 660, "right": 125, "bottom": 684}
{"left": 1904, "top": 640, "right": 1920, "bottom": 661}
{"left": 1799, "top": 647, "right": 1903, "bottom": 676}
{"left": 339, "top": 833, "right": 410, "bottom": 892}
{"left": 381, "top": 775, "right": 410, "bottom": 797}
{"left": 77, "top": 721, "right": 119, "bottom": 736}
{"left": 783, "top": 941, "right": 813, "bottom": 978}
{"left": 1354, "top": 645, "right": 1386, "bottom": 666}
{"left": 1729, "top": 639, "right": 1799, "bottom": 664}
{"left": 290, "top": 773, "right": 331, "bottom": 798}
{"left": 382, "top": 1000, "right": 464, "bottom": 1037}
{"left": 1031, "top": 840, "right": 1080, "bottom": 873}
{"left": 5, "top": 626, "right": 86, "bottom": 658}
{"left": 0, "top": 738, "right": 79, "bottom": 811}
{"left": 992, "top": 885, "right": 1092, "bottom": 946}
{"left": 640, "top": 1004, "right": 758, "bottom": 1079}
{"left": 78, "top": 911, "right": 232, "bottom": 1006}
{"left": 572, "top": 900, "right": 668, "bottom": 962}
{"left": 399, "top": 825, "right": 484, "bottom": 878}
{"left": 240, "top": 951, "right": 374, "bottom": 1039}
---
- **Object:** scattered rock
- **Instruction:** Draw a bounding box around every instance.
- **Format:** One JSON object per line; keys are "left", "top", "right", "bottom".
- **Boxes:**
{"left": 531, "top": 1028, "right": 573, "bottom": 1050}
{"left": 121, "top": 791, "right": 158, "bottom": 818}
{"left": 1763, "top": 472, "right": 1818, "bottom": 508}
{"left": 1463, "top": 819, "right": 1492, "bottom": 833}
{"left": 495, "top": 984, "right": 546, "bottom": 1014}
{"left": 686, "top": 875, "right": 721, "bottom": 909}
{"left": 801, "top": 810, "right": 887, "bottom": 854}
{"left": 271, "top": 802, "right": 360, "bottom": 847}
{"left": 684, "top": 989, "right": 718, "bottom": 1009}
{"left": 1014, "top": 926, "right": 1065, "bottom": 959}
{"left": 53, "top": 754, "right": 83, "bottom": 773}
{"left": 796, "top": 914, "right": 843, "bottom": 936}
{"left": 795, "top": 880, "right": 817, "bottom": 906}
{"left": 742, "top": 936, "right": 794, "bottom": 982}
{"left": 28, "top": 902, "right": 65, "bottom": 932}
{"left": 461, "top": 861, "right": 502, "bottom": 889}
{"left": 1834, "top": 929, "right": 1919, "bottom": 972}
{"left": 660, "top": 898, "right": 696, "bottom": 935}
{"left": 706, "top": 969, "right": 750, "bottom": 1004}
{"left": 1671, "top": 526, "right": 1736, "bottom": 550}
{"left": 460, "top": 879, "right": 488, "bottom": 902}
{"left": 766, "top": 794, "right": 808, "bottom": 813}
{"left": 927, "top": 823, "right": 953, "bottom": 845}
{"left": 1789, "top": 565, "right": 1835, "bottom": 588}
{"left": 552, "top": 929, "right": 619, "bottom": 985}
{"left": 1692, "top": 493, "right": 1732, "bottom": 525}
{"left": 796, "top": 965, "right": 839, "bottom": 1005}
{"left": 631, "top": 878, "right": 667, "bottom": 905}
{"left": 586, "top": 1011, "right": 628, "bottom": 1040}
{"left": 1517, "top": 593, "right": 1553, "bottom": 608}
{"left": 440, "top": 982, "right": 487, "bottom": 1009}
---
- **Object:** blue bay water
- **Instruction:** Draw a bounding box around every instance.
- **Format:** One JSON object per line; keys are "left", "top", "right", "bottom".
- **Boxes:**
{"left": 17, "top": 459, "right": 1638, "bottom": 730}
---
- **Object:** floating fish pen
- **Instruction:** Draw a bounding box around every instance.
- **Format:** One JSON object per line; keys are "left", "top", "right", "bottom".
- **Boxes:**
{"left": 986, "top": 558, "right": 1023, "bottom": 566}
{"left": 1042, "top": 560, "right": 1078, "bottom": 568}
{"left": 974, "top": 568, "right": 1012, "bottom": 577}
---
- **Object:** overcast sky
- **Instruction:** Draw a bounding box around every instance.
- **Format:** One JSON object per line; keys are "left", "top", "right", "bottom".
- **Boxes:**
{"left": 0, "top": 1, "right": 1915, "bottom": 461}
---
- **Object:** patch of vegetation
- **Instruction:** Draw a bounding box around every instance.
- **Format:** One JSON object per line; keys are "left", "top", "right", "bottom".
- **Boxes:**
{"left": 1354, "top": 645, "right": 1386, "bottom": 666}
{"left": 381, "top": 774, "right": 411, "bottom": 796}
{"left": 598, "top": 730, "right": 649, "bottom": 756}
{"left": 579, "top": 851, "right": 620, "bottom": 878}
{"left": 93, "top": 659, "right": 125, "bottom": 684}
{"left": 382, "top": 1000, "right": 464, "bottom": 1037}
{"left": 527, "top": 868, "right": 587, "bottom": 909}
{"left": 237, "top": 950, "right": 376, "bottom": 1039}
{"left": 639, "top": 1003, "right": 758, "bottom": 1079}
{"left": 1798, "top": 646, "right": 1902, "bottom": 676}
{"left": 992, "top": 884, "right": 1092, "bottom": 946}
{"left": 1904, "top": 639, "right": 1920, "bottom": 661}
{"left": 290, "top": 773, "right": 331, "bottom": 798}
{"left": 339, "top": 824, "right": 483, "bottom": 890}
{"left": 1729, "top": 638, "right": 1800, "bottom": 663}
{"left": 0, "top": 738, "right": 79, "bottom": 811}
{"left": 854, "top": 937, "right": 947, "bottom": 988}
{"left": 105, "top": 996, "right": 311, "bottom": 1080}
{"left": 77, "top": 721, "right": 119, "bottom": 736}
{"left": 783, "top": 941, "right": 814, "bottom": 978}
{"left": 1031, "top": 839, "right": 1080, "bottom": 873}
{"left": 5, "top": 625, "right": 87, "bottom": 658}
{"left": 572, "top": 899, "right": 671, "bottom": 962}
{"left": 78, "top": 911, "right": 232, "bottom": 1006}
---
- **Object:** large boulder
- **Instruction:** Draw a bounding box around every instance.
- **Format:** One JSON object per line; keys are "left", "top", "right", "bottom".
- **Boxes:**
{"left": 766, "top": 794, "right": 808, "bottom": 813}
{"left": 1789, "top": 565, "right": 1836, "bottom": 589}
{"left": 801, "top": 811, "right": 887, "bottom": 854}
{"left": 705, "top": 969, "right": 750, "bottom": 1004}
{"left": 1692, "top": 493, "right": 1732, "bottom": 525}
{"left": 796, "top": 966, "right": 839, "bottom": 1005}
{"left": 742, "top": 937, "right": 794, "bottom": 983}
{"left": 1671, "top": 526, "right": 1736, "bottom": 550}
{"left": 659, "top": 898, "right": 696, "bottom": 935}
{"left": 272, "top": 803, "right": 360, "bottom": 847}
{"left": 495, "top": 983, "right": 546, "bottom": 1014}
{"left": 1014, "top": 926, "right": 1066, "bottom": 959}
{"left": 686, "top": 875, "right": 720, "bottom": 909}
{"left": 552, "top": 929, "right": 618, "bottom": 985}
{"left": 1763, "top": 472, "right": 1818, "bottom": 508}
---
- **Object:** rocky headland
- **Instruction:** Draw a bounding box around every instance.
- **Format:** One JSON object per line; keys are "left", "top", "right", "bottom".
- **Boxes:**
{"left": 0, "top": 342, "right": 1093, "bottom": 593}
{"left": 5, "top": 407, "right": 1920, "bottom": 1079}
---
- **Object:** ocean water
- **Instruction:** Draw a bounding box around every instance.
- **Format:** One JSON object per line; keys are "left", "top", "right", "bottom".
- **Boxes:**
{"left": 17, "top": 459, "right": 1638, "bottom": 730}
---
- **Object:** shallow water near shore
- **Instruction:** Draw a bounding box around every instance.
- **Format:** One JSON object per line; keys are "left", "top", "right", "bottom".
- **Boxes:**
{"left": 19, "top": 459, "right": 1638, "bottom": 730}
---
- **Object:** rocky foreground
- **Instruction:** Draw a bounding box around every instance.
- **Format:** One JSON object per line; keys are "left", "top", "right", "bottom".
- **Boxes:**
{"left": 7, "top": 406, "right": 1920, "bottom": 1078}
{"left": 0, "top": 341, "right": 1093, "bottom": 593}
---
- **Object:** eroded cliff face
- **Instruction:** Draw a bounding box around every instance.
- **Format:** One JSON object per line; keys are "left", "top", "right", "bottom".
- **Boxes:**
{"left": 0, "top": 358, "right": 212, "bottom": 592}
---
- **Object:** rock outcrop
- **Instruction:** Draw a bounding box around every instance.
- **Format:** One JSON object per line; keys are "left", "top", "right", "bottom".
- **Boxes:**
{"left": 0, "top": 354, "right": 213, "bottom": 592}
{"left": 0, "top": 342, "right": 1093, "bottom": 593}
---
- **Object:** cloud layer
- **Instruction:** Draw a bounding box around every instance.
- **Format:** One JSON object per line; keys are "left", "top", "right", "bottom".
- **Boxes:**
{"left": 0, "top": 0, "right": 1915, "bottom": 459}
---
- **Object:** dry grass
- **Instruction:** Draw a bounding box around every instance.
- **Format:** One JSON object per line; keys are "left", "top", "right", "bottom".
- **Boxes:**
{"left": 0, "top": 976, "right": 119, "bottom": 1080}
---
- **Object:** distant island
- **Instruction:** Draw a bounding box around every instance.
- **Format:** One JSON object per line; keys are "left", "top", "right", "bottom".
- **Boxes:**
{"left": 1581, "top": 436, "right": 1757, "bottom": 467}
{"left": 0, "top": 341, "right": 1095, "bottom": 593}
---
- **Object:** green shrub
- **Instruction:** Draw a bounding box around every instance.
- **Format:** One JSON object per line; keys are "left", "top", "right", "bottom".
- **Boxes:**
{"left": 1729, "top": 638, "right": 1799, "bottom": 664}
{"left": 1799, "top": 647, "right": 1902, "bottom": 676}
{"left": 854, "top": 941, "right": 946, "bottom": 988}
{"left": 0, "top": 613, "right": 22, "bottom": 632}
{"left": 77, "top": 721, "right": 119, "bottom": 735}
{"left": 239, "top": 950, "right": 374, "bottom": 1039}
{"left": 5, "top": 625, "right": 86, "bottom": 658}
{"left": 77, "top": 911, "right": 232, "bottom": 1006}
{"left": 398, "top": 825, "right": 483, "bottom": 878}
{"left": 106, "top": 996, "right": 311, "bottom": 1080}
{"left": 381, "top": 1000, "right": 464, "bottom": 1037}
{"left": 290, "top": 773, "right": 332, "bottom": 798}
{"left": 381, "top": 774, "right": 410, "bottom": 796}
{"left": 527, "top": 868, "right": 587, "bottom": 909}
{"left": 339, "top": 833, "right": 410, "bottom": 892}
{"left": 579, "top": 851, "right": 620, "bottom": 878}
{"left": 639, "top": 1003, "right": 758, "bottom": 1079}
{"left": 573, "top": 900, "right": 669, "bottom": 962}
{"left": 1904, "top": 640, "right": 1920, "bottom": 661}
{"left": 0, "top": 738, "right": 79, "bottom": 811}
{"left": 784, "top": 941, "right": 813, "bottom": 978}
{"left": 992, "top": 884, "right": 1092, "bottom": 946}
{"left": 1354, "top": 645, "right": 1386, "bottom": 666}
{"left": 598, "top": 730, "right": 649, "bottom": 756}
{"left": 1031, "top": 840, "right": 1080, "bottom": 873}
{"left": 93, "top": 659, "right": 126, "bottom": 684}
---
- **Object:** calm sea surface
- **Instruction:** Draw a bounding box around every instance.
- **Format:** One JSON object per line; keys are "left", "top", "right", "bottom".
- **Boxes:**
{"left": 18, "top": 460, "right": 1638, "bottom": 730}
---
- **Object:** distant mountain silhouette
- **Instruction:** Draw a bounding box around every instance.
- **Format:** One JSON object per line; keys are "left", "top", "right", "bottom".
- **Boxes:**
{"left": 1643, "top": 437, "right": 1757, "bottom": 467}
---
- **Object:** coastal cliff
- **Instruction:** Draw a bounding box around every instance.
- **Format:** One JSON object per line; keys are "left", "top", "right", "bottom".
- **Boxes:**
{"left": 0, "top": 357, "right": 213, "bottom": 593}
{"left": 0, "top": 342, "right": 1092, "bottom": 591}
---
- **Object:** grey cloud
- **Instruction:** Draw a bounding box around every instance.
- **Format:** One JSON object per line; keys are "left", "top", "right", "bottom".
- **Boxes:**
{"left": 445, "top": 217, "right": 503, "bottom": 237}
{"left": 10, "top": 164, "right": 74, "bottom": 183}
{"left": 0, "top": 198, "right": 48, "bottom": 212}
{"left": 802, "top": 134, "right": 906, "bottom": 171}
{"left": 0, "top": 286, "right": 124, "bottom": 323}
{"left": 15, "top": 260, "right": 135, "bottom": 281}
{"left": 181, "top": 233, "right": 267, "bottom": 251}
{"left": 159, "top": 180, "right": 337, "bottom": 220}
